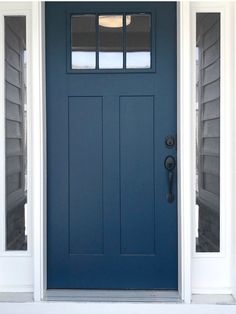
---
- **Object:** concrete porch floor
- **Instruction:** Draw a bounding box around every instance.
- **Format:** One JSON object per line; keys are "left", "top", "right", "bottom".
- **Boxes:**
{"left": 0, "top": 293, "right": 236, "bottom": 314}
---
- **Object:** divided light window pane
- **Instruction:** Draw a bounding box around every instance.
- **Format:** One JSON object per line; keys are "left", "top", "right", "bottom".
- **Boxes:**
{"left": 99, "top": 15, "right": 123, "bottom": 69}
{"left": 71, "top": 15, "right": 96, "bottom": 69}
{"left": 126, "top": 14, "right": 151, "bottom": 69}
{"left": 71, "top": 13, "right": 152, "bottom": 70}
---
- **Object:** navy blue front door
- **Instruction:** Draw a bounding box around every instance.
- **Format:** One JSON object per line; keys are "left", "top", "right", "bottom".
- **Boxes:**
{"left": 46, "top": 2, "right": 177, "bottom": 289}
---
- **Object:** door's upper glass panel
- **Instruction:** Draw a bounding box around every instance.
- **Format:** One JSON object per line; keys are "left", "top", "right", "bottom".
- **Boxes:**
{"left": 71, "top": 15, "right": 96, "bottom": 69}
{"left": 126, "top": 14, "right": 151, "bottom": 69}
{"left": 71, "top": 13, "right": 152, "bottom": 71}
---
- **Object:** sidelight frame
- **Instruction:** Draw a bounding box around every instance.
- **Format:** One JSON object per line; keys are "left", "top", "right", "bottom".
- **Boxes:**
{"left": 191, "top": 2, "right": 234, "bottom": 295}
{"left": 0, "top": 1, "right": 33, "bottom": 293}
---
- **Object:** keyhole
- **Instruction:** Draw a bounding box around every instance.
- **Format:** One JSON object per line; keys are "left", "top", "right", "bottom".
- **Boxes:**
{"left": 165, "top": 135, "right": 175, "bottom": 148}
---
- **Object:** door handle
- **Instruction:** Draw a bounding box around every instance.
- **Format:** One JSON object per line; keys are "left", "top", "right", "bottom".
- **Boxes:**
{"left": 164, "top": 156, "right": 176, "bottom": 203}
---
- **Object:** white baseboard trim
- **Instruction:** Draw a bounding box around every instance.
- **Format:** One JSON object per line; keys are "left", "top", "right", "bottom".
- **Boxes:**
{"left": 0, "top": 292, "right": 33, "bottom": 302}
{"left": 0, "top": 285, "right": 33, "bottom": 293}
{"left": 192, "top": 294, "right": 235, "bottom": 304}
{"left": 192, "top": 287, "right": 232, "bottom": 295}
{"left": 192, "top": 287, "right": 232, "bottom": 294}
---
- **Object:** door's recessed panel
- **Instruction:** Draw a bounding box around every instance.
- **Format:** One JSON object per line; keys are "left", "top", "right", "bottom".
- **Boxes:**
{"left": 69, "top": 97, "right": 104, "bottom": 254}
{"left": 120, "top": 96, "right": 155, "bottom": 255}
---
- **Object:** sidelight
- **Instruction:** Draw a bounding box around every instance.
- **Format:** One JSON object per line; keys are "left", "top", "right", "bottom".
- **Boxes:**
{"left": 5, "top": 16, "right": 27, "bottom": 250}
{"left": 195, "top": 13, "right": 220, "bottom": 252}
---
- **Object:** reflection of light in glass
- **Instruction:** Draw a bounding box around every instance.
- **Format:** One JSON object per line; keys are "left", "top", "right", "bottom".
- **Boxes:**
{"left": 72, "top": 51, "right": 96, "bottom": 69}
{"left": 72, "top": 52, "right": 151, "bottom": 70}
{"left": 126, "top": 52, "right": 151, "bottom": 69}
{"left": 99, "top": 52, "right": 123, "bottom": 69}
{"left": 99, "top": 15, "right": 131, "bottom": 28}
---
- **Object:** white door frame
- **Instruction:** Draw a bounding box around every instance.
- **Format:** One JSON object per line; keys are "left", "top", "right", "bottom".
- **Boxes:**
{"left": 0, "top": 0, "right": 235, "bottom": 304}
{"left": 177, "top": 1, "right": 192, "bottom": 302}
{"left": 31, "top": 1, "right": 193, "bottom": 303}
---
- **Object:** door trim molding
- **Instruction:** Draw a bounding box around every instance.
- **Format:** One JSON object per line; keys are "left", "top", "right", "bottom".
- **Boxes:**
{"left": 31, "top": 1, "right": 46, "bottom": 302}
{"left": 177, "top": 1, "right": 192, "bottom": 303}
{"left": 32, "top": 0, "right": 236, "bottom": 303}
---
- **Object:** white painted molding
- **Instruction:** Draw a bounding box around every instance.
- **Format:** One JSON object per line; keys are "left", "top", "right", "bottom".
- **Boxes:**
{"left": 192, "top": 288, "right": 232, "bottom": 295}
{"left": 177, "top": 1, "right": 192, "bottom": 304}
{"left": 0, "top": 285, "right": 33, "bottom": 293}
{"left": 232, "top": 1, "right": 236, "bottom": 299}
{"left": 31, "top": 1, "right": 45, "bottom": 302}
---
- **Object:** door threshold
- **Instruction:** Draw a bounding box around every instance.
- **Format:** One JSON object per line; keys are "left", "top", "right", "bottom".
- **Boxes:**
{"left": 45, "top": 290, "right": 181, "bottom": 303}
